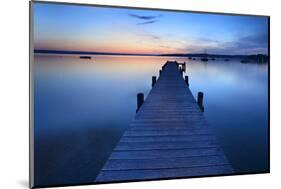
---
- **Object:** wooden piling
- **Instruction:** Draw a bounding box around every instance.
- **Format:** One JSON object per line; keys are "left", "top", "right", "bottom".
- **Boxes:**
{"left": 152, "top": 76, "right": 157, "bottom": 87}
{"left": 180, "top": 67, "right": 183, "bottom": 76}
{"left": 137, "top": 93, "right": 144, "bottom": 112}
{"left": 197, "top": 92, "right": 204, "bottom": 112}
{"left": 185, "top": 76, "right": 189, "bottom": 86}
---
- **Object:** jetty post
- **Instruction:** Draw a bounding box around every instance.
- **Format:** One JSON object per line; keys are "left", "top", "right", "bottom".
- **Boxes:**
{"left": 183, "top": 62, "right": 186, "bottom": 72}
{"left": 197, "top": 92, "right": 204, "bottom": 112}
{"left": 137, "top": 93, "right": 144, "bottom": 112}
{"left": 152, "top": 76, "right": 157, "bottom": 87}
{"left": 185, "top": 76, "right": 189, "bottom": 86}
{"left": 177, "top": 62, "right": 186, "bottom": 73}
{"left": 180, "top": 67, "right": 183, "bottom": 76}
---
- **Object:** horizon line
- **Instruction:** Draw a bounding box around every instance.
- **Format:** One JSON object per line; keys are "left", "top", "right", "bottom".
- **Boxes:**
{"left": 34, "top": 49, "right": 269, "bottom": 57}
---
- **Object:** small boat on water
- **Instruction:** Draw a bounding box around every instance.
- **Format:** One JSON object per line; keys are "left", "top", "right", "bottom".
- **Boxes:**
{"left": 201, "top": 57, "right": 208, "bottom": 62}
{"left": 80, "top": 56, "right": 91, "bottom": 59}
{"left": 224, "top": 58, "right": 229, "bottom": 61}
{"left": 188, "top": 57, "right": 192, "bottom": 60}
{"left": 211, "top": 58, "right": 215, "bottom": 61}
{"left": 192, "top": 58, "right": 196, "bottom": 60}
{"left": 240, "top": 60, "right": 249, "bottom": 63}
{"left": 201, "top": 50, "right": 209, "bottom": 62}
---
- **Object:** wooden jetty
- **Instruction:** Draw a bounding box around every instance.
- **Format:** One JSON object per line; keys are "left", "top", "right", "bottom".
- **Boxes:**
{"left": 95, "top": 61, "right": 233, "bottom": 183}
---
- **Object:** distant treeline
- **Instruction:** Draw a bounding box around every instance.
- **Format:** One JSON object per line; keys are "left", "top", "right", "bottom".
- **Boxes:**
{"left": 160, "top": 53, "right": 268, "bottom": 63}
{"left": 160, "top": 53, "right": 267, "bottom": 59}
{"left": 240, "top": 54, "right": 268, "bottom": 63}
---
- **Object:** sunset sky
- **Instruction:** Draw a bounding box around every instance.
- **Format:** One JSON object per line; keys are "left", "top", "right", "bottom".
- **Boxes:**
{"left": 33, "top": 2, "right": 268, "bottom": 55}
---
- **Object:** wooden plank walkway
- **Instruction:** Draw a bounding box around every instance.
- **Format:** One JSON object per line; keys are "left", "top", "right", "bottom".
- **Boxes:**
{"left": 95, "top": 61, "right": 233, "bottom": 183}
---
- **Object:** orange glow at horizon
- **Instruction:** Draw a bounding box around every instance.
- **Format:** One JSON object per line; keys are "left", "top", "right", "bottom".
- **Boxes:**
{"left": 34, "top": 37, "right": 189, "bottom": 54}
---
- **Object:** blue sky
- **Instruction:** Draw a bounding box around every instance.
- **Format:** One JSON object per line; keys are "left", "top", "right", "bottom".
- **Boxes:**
{"left": 34, "top": 2, "right": 268, "bottom": 55}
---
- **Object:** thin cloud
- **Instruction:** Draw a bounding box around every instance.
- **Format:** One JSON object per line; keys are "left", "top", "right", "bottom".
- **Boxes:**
{"left": 129, "top": 13, "right": 162, "bottom": 25}
{"left": 137, "top": 20, "right": 157, "bottom": 25}
{"left": 129, "top": 14, "right": 162, "bottom": 20}
{"left": 215, "top": 33, "right": 268, "bottom": 54}
{"left": 178, "top": 33, "right": 268, "bottom": 55}
{"left": 138, "top": 33, "right": 161, "bottom": 40}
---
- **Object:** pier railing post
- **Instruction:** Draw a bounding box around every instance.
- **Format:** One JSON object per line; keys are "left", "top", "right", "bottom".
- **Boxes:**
{"left": 197, "top": 92, "right": 204, "bottom": 112}
{"left": 137, "top": 93, "right": 144, "bottom": 112}
{"left": 152, "top": 76, "right": 157, "bottom": 87}
{"left": 180, "top": 67, "right": 183, "bottom": 76}
{"left": 185, "top": 76, "right": 189, "bottom": 86}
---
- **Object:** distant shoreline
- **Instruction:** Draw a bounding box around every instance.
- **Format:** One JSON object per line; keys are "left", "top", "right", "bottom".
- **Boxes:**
{"left": 34, "top": 49, "right": 156, "bottom": 57}
{"left": 34, "top": 49, "right": 268, "bottom": 59}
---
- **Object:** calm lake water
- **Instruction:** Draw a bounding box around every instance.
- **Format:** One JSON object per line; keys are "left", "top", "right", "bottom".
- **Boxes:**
{"left": 33, "top": 54, "right": 268, "bottom": 186}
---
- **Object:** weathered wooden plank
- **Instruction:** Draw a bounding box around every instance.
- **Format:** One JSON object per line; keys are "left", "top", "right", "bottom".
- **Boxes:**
{"left": 127, "top": 127, "right": 208, "bottom": 131}
{"left": 123, "top": 129, "right": 212, "bottom": 136}
{"left": 130, "top": 119, "right": 208, "bottom": 123}
{"left": 110, "top": 147, "right": 222, "bottom": 159}
{"left": 115, "top": 140, "right": 218, "bottom": 150}
{"left": 119, "top": 135, "right": 217, "bottom": 143}
{"left": 95, "top": 165, "right": 233, "bottom": 182}
{"left": 129, "top": 121, "right": 208, "bottom": 126}
{"left": 102, "top": 155, "right": 230, "bottom": 170}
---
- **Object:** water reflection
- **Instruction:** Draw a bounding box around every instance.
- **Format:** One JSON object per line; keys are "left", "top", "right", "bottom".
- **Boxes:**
{"left": 34, "top": 54, "right": 268, "bottom": 186}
